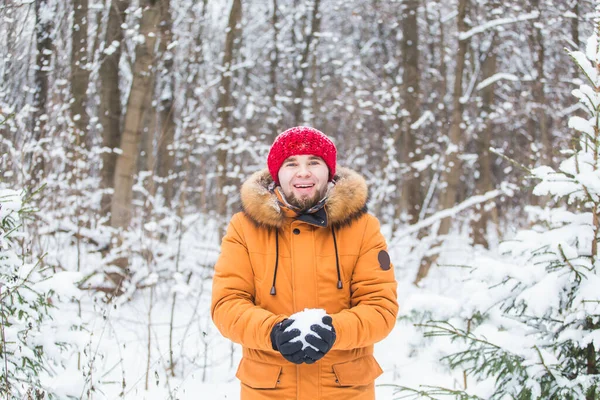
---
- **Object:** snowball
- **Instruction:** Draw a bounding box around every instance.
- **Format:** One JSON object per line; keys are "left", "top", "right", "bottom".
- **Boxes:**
{"left": 285, "top": 308, "right": 332, "bottom": 351}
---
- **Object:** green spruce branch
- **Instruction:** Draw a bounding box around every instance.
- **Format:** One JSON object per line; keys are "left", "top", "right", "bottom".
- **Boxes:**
{"left": 384, "top": 384, "right": 484, "bottom": 400}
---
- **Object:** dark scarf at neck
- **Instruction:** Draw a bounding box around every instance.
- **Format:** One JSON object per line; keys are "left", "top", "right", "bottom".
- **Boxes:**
{"left": 273, "top": 186, "right": 328, "bottom": 228}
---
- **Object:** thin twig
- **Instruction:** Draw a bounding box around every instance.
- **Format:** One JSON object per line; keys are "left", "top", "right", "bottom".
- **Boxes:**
{"left": 533, "top": 345, "right": 556, "bottom": 379}
{"left": 463, "top": 318, "right": 471, "bottom": 390}
{"left": 557, "top": 244, "right": 584, "bottom": 281}
{"left": 169, "top": 217, "right": 185, "bottom": 377}
{"left": 417, "top": 321, "right": 501, "bottom": 349}
{"left": 489, "top": 147, "right": 532, "bottom": 173}
{"left": 145, "top": 286, "right": 154, "bottom": 391}
{"left": 0, "top": 112, "right": 16, "bottom": 126}
{"left": 0, "top": 284, "right": 9, "bottom": 397}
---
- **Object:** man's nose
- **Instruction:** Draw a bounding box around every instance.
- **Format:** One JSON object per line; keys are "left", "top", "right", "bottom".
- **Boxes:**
{"left": 296, "top": 164, "right": 311, "bottom": 177}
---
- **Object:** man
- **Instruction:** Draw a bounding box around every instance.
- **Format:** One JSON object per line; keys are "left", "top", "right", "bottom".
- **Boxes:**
{"left": 211, "top": 126, "right": 398, "bottom": 399}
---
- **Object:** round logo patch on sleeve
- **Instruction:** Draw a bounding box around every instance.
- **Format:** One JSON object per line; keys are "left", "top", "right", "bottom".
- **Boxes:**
{"left": 377, "top": 250, "right": 391, "bottom": 271}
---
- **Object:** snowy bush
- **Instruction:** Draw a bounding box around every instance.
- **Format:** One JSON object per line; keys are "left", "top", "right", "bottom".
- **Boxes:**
{"left": 0, "top": 188, "right": 85, "bottom": 399}
{"left": 396, "top": 27, "right": 600, "bottom": 400}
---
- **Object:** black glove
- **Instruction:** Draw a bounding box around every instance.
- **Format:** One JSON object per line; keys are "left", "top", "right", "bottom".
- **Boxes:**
{"left": 271, "top": 319, "right": 304, "bottom": 364}
{"left": 304, "top": 315, "right": 336, "bottom": 364}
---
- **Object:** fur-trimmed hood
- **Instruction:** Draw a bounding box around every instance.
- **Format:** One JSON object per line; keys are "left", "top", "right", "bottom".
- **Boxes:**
{"left": 240, "top": 166, "right": 368, "bottom": 229}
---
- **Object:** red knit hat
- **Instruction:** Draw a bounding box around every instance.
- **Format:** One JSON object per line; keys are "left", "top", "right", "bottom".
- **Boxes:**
{"left": 267, "top": 126, "right": 337, "bottom": 185}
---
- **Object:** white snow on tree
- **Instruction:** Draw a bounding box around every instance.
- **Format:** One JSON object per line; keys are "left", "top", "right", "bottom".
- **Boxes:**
{"left": 395, "top": 22, "right": 600, "bottom": 400}
{"left": 0, "top": 188, "right": 87, "bottom": 399}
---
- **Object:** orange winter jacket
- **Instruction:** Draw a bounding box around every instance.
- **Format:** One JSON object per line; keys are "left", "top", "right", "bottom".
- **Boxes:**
{"left": 211, "top": 167, "right": 399, "bottom": 400}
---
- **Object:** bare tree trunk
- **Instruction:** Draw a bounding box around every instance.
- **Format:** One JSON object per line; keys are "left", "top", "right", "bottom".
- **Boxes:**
{"left": 374, "top": 0, "right": 390, "bottom": 82}
{"left": 423, "top": 0, "right": 435, "bottom": 71}
{"left": 138, "top": 83, "right": 157, "bottom": 192}
{"left": 529, "top": 0, "right": 551, "bottom": 167}
{"left": 137, "top": 67, "right": 157, "bottom": 182}
{"left": 70, "top": 0, "right": 90, "bottom": 146}
{"left": 415, "top": 0, "right": 470, "bottom": 285}
{"left": 91, "top": 5, "right": 103, "bottom": 63}
{"left": 571, "top": 0, "right": 579, "bottom": 49}
{"left": 181, "top": 0, "right": 208, "bottom": 213}
{"left": 31, "top": 0, "right": 54, "bottom": 183}
{"left": 292, "top": 0, "right": 321, "bottom": 125}
{"left": 398, "top": 0, "right": 422, "bottom": 225}
{"left": 183, "top": 0, "right": 208, "bottom": 98}
{"left": 470, "top": 46, "right": 496, "bottom": 249}
{"left": 438, "top": 1, "right": 449, "bottom": 124}
{"left": 216, "top": 0, "right": 242, "bottom": 229}
{"left": 100, "top": 0, "right": 129, "bottom": 214}
{"left": 436, "top": 0, "right": 470, "bottom": 236}
{"left": 527, "top": 0, "right": 550, "bottom": 208}
{"left": 156, "top": 0, "right": 177, "bottom": 206}
{"left": 110, "top": 0, "right": 160, "bottom": 281}
{"left": 269, "top": 0, "right": 280, "bottom": 139}
{"left": 310, "top": 48, "right": 319, "bottom": 126}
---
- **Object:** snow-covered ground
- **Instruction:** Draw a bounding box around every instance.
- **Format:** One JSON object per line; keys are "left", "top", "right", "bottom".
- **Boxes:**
{"left": 39, "top": 224, "right": 482, "bottom": 400}
{"left": 11, "top": 181, "right": 590, "bottom": 399}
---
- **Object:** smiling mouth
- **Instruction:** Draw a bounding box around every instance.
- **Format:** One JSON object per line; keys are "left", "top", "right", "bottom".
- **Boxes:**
{"left": 294, "top": 184, "right": 315, "bottom": 189}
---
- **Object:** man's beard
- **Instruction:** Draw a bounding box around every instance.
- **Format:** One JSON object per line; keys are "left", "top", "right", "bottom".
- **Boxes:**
{"left": 287, "top": 189, "right": 327, "bottom": 212}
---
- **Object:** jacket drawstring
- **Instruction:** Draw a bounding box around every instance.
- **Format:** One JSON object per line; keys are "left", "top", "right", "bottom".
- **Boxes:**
{"left": 331, "top": 226, "right": 343, "bottom": 289}
{"left": 270, "top": 229, "right": 279, "bottom": 295}
{"left": 270, "top": 226, "right": 343, "bottom": 295}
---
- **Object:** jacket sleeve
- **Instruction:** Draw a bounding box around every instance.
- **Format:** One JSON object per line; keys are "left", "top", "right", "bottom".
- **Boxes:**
{"left": 330, "top": 215, "right": 398, "bottom": 350}
{"left": 211, "top": 213, "right": 285, "bottom": 350}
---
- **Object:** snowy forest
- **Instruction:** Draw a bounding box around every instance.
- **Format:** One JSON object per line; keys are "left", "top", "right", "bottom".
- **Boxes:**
{"left": 1, "top": 0, "right": 600, "bottom": 398}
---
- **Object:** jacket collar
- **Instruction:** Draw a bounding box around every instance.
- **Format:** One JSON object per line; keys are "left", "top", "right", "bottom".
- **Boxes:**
{"left": 240, "top": 166, "right": 368, "bottom": 229}
{"left": 273, "top": 187, "right": 328, "bottom": 228}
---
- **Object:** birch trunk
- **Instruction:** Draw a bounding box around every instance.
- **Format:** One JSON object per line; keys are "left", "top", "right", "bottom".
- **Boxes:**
{"left": 110, "top": 0, "right": 160, "bottom": 279}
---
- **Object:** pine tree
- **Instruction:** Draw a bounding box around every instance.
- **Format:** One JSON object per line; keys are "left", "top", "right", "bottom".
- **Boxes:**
{"left": 397, "top": 18, "right": 600, "bottom": 400}
{"left": 0, "top": 188, "right": 86, "bottom": 398}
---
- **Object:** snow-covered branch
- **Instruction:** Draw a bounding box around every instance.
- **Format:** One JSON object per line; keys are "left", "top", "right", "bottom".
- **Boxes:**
{"left": 393, "top": 185, "right": 514, "bottom": 240}
{"left": 410, "top": 111, "right": 434, "bottom": 130}
{"left": 476, "top": 73, "right": 520, "bottom": 91}
{"left": 459, "top": 12, "right": 540, "bottom": 41}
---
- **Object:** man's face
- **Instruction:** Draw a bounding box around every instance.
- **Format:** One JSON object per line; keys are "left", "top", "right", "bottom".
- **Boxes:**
{"left": 277, "top": 154, "right": 330, "bottom": 211}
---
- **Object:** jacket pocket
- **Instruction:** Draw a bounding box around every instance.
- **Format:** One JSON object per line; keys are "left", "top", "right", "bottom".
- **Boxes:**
{"left": 236, "top": 358, "right": 282, "bottom": 389}
{"left": 332, "top": 355, "right": 383, "bottom": 386}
